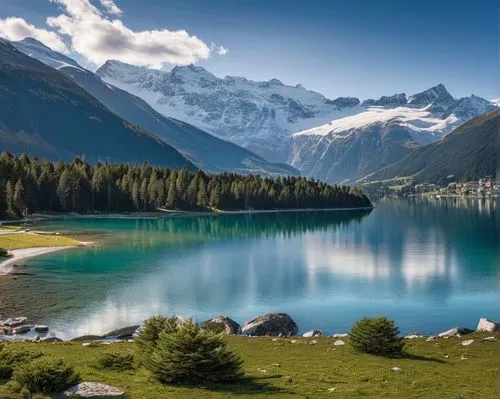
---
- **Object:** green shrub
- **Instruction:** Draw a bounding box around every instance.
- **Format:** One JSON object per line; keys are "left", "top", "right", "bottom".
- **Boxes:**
{"left": 0, "top": 248, "right": 9, "bottom": 258}
{"left": 147, "top": 320, "right": 243, "bottom": 385}
{"left": 0, "top": 346, "right": 45, "bottom": 379}
{"left": 135, "top": 315, "right": 182, "bottom": 365}
{"left": 13, "top": 357, "right": 80, "bottom": 394}
{"left": 95, "top": 351, "right": 134, "bottom": 371}
{"left": 349, "top": 316, "right": 404, "bottom": 356}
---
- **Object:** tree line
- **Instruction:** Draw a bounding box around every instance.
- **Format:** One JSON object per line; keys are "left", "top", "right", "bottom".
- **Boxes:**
{"left": 0, "top": 152, "right": 371, "bottom": 219}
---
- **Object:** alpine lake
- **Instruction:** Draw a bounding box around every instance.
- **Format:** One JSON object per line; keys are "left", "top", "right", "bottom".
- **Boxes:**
{"left": 0, "top": 198, "right": 498, "bottom": 339}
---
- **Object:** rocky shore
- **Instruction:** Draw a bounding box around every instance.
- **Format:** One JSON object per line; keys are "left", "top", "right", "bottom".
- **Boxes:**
{"left": 1, "top": 313, "right": 498, "bottom": 344}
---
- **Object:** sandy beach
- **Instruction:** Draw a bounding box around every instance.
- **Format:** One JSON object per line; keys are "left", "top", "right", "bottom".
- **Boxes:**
{"left": 0, "top": 246, "right": 77, "bottom": 275}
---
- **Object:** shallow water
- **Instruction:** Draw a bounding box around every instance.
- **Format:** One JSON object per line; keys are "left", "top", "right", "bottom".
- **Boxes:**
{"left": 0, "top": 198, "right": 498, "bottom": 338}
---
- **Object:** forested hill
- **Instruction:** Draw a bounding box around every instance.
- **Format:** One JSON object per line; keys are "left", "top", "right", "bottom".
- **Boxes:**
{"left": 0, "top": 153, "right": 371, "bottom": 219}
{"left": 0, "top": 40, "right": 193, "bottom": 169}
{"left": 368, "top": 107, "right": 499, "bottom": 183}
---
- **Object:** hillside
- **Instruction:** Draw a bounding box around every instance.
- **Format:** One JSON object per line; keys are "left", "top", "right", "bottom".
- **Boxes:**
{"left": 13, "top": 38, "right": 297, "bottom": 176}
{"left": 368, "top": 108, "right": 499, "bottom": 183}
{"left": 0, "top": 40, "right": 193, "bottom": 168}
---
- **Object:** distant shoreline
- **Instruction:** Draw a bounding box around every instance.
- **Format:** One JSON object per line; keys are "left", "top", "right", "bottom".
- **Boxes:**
{"left": 13, "top": 206, "right": 373, "bottom": 222}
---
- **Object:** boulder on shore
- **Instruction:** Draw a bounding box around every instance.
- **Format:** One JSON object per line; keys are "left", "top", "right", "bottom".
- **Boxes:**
{"left": 65, "top": 382, "right": 124, "bottom": 398}
{"left": 438, "top": 327, "right": 474, "bottom": 338}
{"left": 302, "top": 330, "right": 324, "bottom": 338}
{"left": 476, "top": 318, "right": 499, "bottom": 333}
{"left": 200, "top": 316, "right": 242, "bottom": 335}
{"left": 242, "top": 313, "right": 298, "bottom": 337}
{"left": 102, "top": 325, "right": 140, "bottom": 340}
{"left": 71, "top": 335, "right": 102, "bottom": 342}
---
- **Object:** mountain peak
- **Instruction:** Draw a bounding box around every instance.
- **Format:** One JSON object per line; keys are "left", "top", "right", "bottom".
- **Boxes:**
{"left": 19, "top": 37, "right": 50, "bottom": 49}
{"left": 362, "top": 93, "right": 407, "bottom": 107}
{"left": 408, "top": 83, "right": 454, "bottom": 111}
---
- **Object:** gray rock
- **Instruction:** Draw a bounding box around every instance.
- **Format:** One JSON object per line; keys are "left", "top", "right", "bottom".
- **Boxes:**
{"left": 71, "top": 335, "right": 102, "bottom": 342}
{"left": 41, "top": 336, "right": 63, "bottom": 342}
{"left": 476, "top": 318, "right": 499, "bottom": 333}
{"left": 12, "top": 325, "right": 31, "bottom": 334}
{"left": 200, "top": 316, "right": 242, "bottom": 335}
{"left": 0, "top": 317, "right": 27, "bottom": 327}
{"left": 438, "top": 327, "right": 473, "bottom": 338}
{"left": 242, "top": 313, "right": 298, "bottom": 337}
{"left": 102, "top": 325, "right": 140, "bottom": 340}
{"left": 65, "top": 382, "right": 125, "bottom": 398}
{"left": 34, "top": 324, "right": 49, "bottom": 333}
{"left": 302, "top": 329, "right": 323, "bottom": 338}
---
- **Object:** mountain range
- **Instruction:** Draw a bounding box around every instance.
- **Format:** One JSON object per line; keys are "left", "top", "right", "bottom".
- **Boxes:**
{"left": 0, "top": 39, "right": 193, "bottom": 168}
{"left": 96, "top": 60, "right": 496, "bottom": 183}
{"left": 11, "top": 38, "right": 297, "bottom": 177}
{"left": 0, "top": 37, "right": 497, "bottom": 185}
{"left": 368, "top": 107, "right": 499, "bottom": 183}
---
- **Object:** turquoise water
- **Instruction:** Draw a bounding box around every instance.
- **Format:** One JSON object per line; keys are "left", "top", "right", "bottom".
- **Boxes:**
{"left": 0, "top": 199, "right": 498, "bottom": 338}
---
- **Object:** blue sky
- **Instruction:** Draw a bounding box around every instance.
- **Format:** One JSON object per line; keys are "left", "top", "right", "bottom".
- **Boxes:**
{"left": 0, "top": 0, "right": 498, "bottom": 100}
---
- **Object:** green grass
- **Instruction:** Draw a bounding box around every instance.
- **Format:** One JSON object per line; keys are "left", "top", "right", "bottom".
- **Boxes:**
{"left": 0, "top": 232, "right": 80, "bottom": 250}
{"left": 0, "top": 333, "right": 498, "bottom": 398}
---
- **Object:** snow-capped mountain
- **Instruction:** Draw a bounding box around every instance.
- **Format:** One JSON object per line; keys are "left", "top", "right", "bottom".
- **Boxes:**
{"left": 13, "top": 38, "right": 298, "bottom": 176}
{"left": 290, "top": 85, "right": 496, "bottom": 183}
{"left": 96, "top": 60, "right": 361, "bottom": 162}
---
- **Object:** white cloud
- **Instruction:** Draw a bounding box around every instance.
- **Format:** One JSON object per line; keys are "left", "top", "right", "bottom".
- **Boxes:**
{"left": 0, "top": 17, "right": 68, "bottom": 52}
{"left": 217, "top": 45, "right": 228, "bottom": 56}
{"left": 46, "top": 0, "right": 215, "bottom": 68}
{"left": 99, "top": 0, "right": 123, "bottom": 15}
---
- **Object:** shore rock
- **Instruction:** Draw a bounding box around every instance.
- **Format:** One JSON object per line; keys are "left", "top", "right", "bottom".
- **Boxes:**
{"left": 34, "top": 324, "right": 49, "bottom": 333}
{"left": 303, "top": 330, "right": 323, "bottom": 338}
{"left": 65, "top": 382, "right": 125, "bottom": 398}
{"left": 331, "top": 333, "right": 348, "bottom": 338}
{"left": 200, "top": 316, "right": 241, "bottom": 335}
{"left": 242, "top": 313, "right": 298, "bottom": 336}
{"left": 438, "top": 327, "right": 473, "bottom": 338}
{"left": 71, "top": 335, "right": 102, "bottom": 342}
{"left": 0, "top": 317, "right": 27, "bottom": 327}
{"left": 476, "top": 318, "right": 499, "bottom": 333}
{"left": 41, "top": 336, "right": 63, "bottom": 342}
{"left": 102, "top": 325, "right": 140, "bottom": 340}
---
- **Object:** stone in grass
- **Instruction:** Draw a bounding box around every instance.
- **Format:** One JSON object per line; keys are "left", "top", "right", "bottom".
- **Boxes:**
{"left": 438, "top": 327, "right": 474, "bottom": 338}
{"left": 199, "top": 316, "right": 242, "bottom": 335}
{"left": 242, "top": 313, "right": 298, "bottom": 337}
{"left": 476, "top": 318, "right": 499, "bottom": 333}
{"left": 65, "top": 382, "right": 125, "bottom": 398}
{"left": 461, "top": 339, "right": 474, "bottom": 346}
{"left": 101, "top": 325, "right": 140, "bottom": 340}
{"left": 334, "top": 339, "right": 345, "bottom": 346}
{"left": 302, "top": 329, "right": 323, "bottom": 338}
{"left": 391, "top": 367, "right": 403, "bottom": 372}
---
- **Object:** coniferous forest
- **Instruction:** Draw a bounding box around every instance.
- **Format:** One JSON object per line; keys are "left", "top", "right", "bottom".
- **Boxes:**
{"left": 0, "top": 152, "right": 371, "bottom": 219}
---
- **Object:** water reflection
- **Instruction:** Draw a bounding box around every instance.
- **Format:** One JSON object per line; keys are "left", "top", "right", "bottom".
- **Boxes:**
{"left": 0, "top": 200, "right": 498, "bottom": 338}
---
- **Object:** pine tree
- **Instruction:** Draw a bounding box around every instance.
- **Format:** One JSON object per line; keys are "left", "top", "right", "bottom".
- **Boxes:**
{"left": 349, "top": 316, "right": 404, "bottom": 355}
{"left": 197, "top": 178, "right": 209, "bottom": 209}
{"left": 209, "top": 183, "right": 221, "bottom": 209}
{"left": 148, "top": 320, "right": 243, "bottom": 384}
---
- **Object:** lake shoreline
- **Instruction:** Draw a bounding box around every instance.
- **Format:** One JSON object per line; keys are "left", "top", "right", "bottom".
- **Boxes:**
{"left": 6, "top": 206, "right": 373, "bottom": 223}
{"left": 0, "top": 242, "right": 93, "bottom": 276}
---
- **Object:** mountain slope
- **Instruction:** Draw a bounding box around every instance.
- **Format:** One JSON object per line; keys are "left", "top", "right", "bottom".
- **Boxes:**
{"left": 96, "top": 60, "right": 361, "bottom": 162}
{"left": 0, "top": 40, "right": 194, "bottom": 168}
{"left": 14, "top": 39, "right": 297, "bottom": 176}
{"left": 368, "top": 107, "right": 499, "bottom": 183}
{"left": 289, "top": 85, "right": 495, "bottom": 183}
